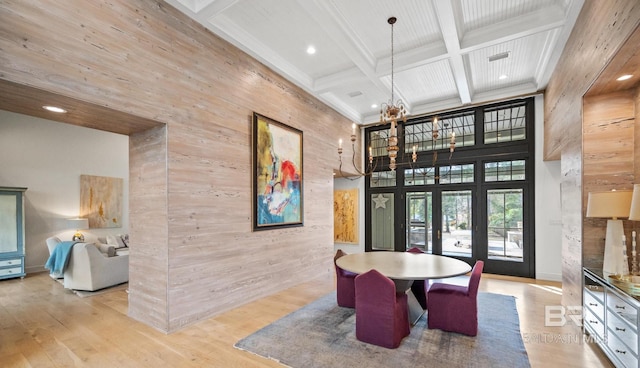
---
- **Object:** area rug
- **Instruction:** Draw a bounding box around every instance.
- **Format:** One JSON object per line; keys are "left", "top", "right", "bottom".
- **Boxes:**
{"left": 55, "top": 278, "right": 128, "bottom": 298}
{"left": 73, "top": 282, "right": 128, "bottom": 298}
{"left": 235, "top": 292, "right": 530, "bottom": 368}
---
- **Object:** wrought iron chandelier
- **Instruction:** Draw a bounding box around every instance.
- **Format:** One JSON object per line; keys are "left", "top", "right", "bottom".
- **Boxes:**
{"left": 338, "top": 17, "right": 455, "bottom": 177}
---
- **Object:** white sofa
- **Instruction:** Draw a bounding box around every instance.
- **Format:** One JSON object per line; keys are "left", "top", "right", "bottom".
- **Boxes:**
{"left": 63, "top": 242, "right": 129, "bottom": 291}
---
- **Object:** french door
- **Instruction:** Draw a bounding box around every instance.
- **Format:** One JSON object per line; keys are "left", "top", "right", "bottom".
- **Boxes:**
{"left": 364, "top": 97, "right": 536, "bottom": 278}
{"left": 403, "top": 185, "right": 532, "bottom": 277}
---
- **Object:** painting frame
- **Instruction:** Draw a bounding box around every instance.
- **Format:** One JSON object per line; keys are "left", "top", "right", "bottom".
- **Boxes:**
{"left": 80, "top": 174, "right": 123, "bottom": 229}
{"left": 334, "top": 188, "right": 359, "bottom": 244}
{"left": 252, "top": 112, "right": 303, "bottom": 231}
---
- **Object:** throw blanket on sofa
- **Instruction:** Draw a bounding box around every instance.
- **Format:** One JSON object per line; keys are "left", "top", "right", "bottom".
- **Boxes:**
{"left": 45, "top": 241, "right": 77, "bottom": 277}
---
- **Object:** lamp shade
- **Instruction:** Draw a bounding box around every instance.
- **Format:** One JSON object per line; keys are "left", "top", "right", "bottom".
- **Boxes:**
{"left": 629, "top": 184, "right": 640, "bottom": 221}
{"left": 67, "top": 218, "right": 89, "bottom": 230}
{"left": 586, "top": 190, "right": 633, "bottom": 219}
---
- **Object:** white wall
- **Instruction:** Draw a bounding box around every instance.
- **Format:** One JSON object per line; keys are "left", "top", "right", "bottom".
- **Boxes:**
{"left": 0, "top": 110, "right": 129, "bottom": 273}
{"left": 534, "top": 94, "right": 563, "bottom": 281}
{"left": 333, "top": 94, "right": 563, "bottom": 281}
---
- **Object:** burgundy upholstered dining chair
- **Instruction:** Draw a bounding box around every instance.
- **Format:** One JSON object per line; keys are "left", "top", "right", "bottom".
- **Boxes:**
{"left": 334, "top": 249, "right": 356, "bottom": 308}
{"left": 406, "top": 246, "right": 428, "bottom": 309}
{"left": 426, "top": 260, "right": 484, "bottom": 336}
{"left": 354, "top": 269, "right": 410, "bottom": 349}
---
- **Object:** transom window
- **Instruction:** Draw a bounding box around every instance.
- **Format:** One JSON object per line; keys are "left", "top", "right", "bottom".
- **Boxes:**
{"left": 404, "top": 112, "right": 475, "bottom": 153}
{"left": 404, "top": 167, "right": 436, "bottom": 186}
{"left": 485, "top": 160, "right": 526, "bottom": 182}
{"left": 484, "top": 102, "right": 527, "bottom": 144}
{"left": 370, "top": 170, "right": 396, "bottom": 187}
{"left": 439, "top": 164, "right": 474, "bottom": 184}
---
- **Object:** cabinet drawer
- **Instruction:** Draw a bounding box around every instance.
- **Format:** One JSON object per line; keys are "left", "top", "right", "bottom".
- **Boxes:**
{"left": 0, "top": 258, "right": 22, "bottom": 267}
{"left": 608, "top": 331, "right": 639, "bottom": 368}
{"left": 608, "top": 289, "right": 639, "bottom": 326}
{"left": 608, "top": 310, "right": 638, "bottom": 355}
{"left": 0, "top": 267, "right": 22, "bottom": 277}
{"left": 584, "top": 290, "right": 605, "bottom": 317}
{"left": 584, "top": 307, "right": 605, "bottom": 340}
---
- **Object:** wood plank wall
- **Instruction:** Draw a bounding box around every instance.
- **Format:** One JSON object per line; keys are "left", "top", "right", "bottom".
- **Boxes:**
{"left": 637, "top": 87, "right": 640, "bottom": 180}
{"left": 0, "top": 1, "right": 358, "bottom": 332}
{"left": 582, "top": 91, "right": 636, "bottom": 269}
{"left": 544, "top": 0, "right": 640, "bottom": 307}
{"left": 129, "top": 126, "right": 169, "bottom": 331}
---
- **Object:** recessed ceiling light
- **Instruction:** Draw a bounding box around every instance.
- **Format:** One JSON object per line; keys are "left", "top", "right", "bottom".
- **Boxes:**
{"left": 43, "top": 105, "right": 67, "bottom": 113}
{"left": 371, "top": 104, "right": 378, "bottom": 109}
{"left": 306, "top": 46, "right": 316, "bottom": 55}
{"left": 617, "top": 74, "right": 633, "bottom": 81}
{"left": 499, "top": 74, "right": 508, "bottom": 80}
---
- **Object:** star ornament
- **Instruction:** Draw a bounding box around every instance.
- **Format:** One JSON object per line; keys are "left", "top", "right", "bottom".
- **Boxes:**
{"left": 372, "top": 194, "right": 389, "bottom": 209}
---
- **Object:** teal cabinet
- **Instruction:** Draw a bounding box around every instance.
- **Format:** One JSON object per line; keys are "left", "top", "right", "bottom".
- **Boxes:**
{"left": 0, "top": 187, "right": 27, "bottom": 280}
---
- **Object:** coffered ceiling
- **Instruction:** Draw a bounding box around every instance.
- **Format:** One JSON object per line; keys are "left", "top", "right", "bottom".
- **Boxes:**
{"left": 165, "top": 0, "right": 585, "bottom": 124}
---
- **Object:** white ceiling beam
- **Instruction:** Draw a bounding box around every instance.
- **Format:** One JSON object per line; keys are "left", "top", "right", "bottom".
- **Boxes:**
{"left": 374, "top": 42, "right": 449, "bottom": 76}
{"left": 294, "top": 2, "right": 382, "bottom": 89}
{"left": 534, "top": 0, "right": 586, "bottom": 89}
{"left": 471, "top": 81, "right": 538, "bottom": 103}
{"left": 193, "top": 0, "right": 239, "bottom": 18}
{"left": 432, "top": 0, "right": 471, "bottom": 104}
{"left": 460, "top": 6, "right": 566, "bottom": 53}
{"left": 297, "top": 0, "right": 428, "bottom": 115}
{"left": 314, "top": 67, "right": 367, "bottom": 94}
{"left": 202, "top": 15, "right": 314, "bottom": 90}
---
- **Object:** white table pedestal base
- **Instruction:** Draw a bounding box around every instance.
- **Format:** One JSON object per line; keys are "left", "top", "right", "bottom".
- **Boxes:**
{"left": 394, "top": 279, "right": 425, "bottom": 326}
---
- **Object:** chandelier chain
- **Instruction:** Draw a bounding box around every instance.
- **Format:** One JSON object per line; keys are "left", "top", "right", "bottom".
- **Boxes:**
{"left": 390, "top": 17, "right": 395, "bottom": 104}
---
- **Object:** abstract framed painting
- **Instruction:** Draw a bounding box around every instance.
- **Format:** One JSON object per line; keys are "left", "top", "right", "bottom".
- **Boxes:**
{"left": 252, "top": 112, "right": 303, "bottom": 230}
{"left": 80, "top": 174, "right": 123, "bottom": 228}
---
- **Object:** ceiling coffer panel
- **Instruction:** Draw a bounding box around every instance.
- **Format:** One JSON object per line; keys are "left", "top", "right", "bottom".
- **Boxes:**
{"left": 166, "top": 0, "right": 584, "bottom": 123}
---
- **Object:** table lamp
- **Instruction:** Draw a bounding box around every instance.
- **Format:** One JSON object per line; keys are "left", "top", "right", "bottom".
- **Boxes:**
{"left": 68, "top": 218, "right": 89, "bottom": 241}
{"left": 587, "top": 190, "right": 633, "bottom": 277}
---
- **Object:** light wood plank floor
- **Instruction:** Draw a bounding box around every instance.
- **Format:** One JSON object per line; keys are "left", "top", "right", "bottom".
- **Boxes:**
{"left": 0, "top": 272, "right": 612, "bottom": 368}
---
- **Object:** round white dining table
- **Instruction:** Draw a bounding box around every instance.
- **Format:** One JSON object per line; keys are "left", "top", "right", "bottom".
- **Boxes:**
{"left": 336, "top": 251, "right": 472, "bottom": 325}
{"left": 335, "top": 251, "right": 472, "bottom": 280}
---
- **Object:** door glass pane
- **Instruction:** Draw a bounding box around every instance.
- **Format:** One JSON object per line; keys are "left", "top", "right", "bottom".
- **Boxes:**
{"left": 406, "top": 192, "right": 432, "bottom": 253}
{"left": 371, "top": 193, "right": 394, "bottom": 250}
{"left": 441, "top": 190, "right": 472, "bottom": 257}
{"left": 487, "top": 189, "right": 524, "bottom": 262}
{"left": 439, "top": 164, "right": 474, "bottom": 184}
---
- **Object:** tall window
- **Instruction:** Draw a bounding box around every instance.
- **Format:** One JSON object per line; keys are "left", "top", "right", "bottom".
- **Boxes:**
{"left": 365, "top": 97, "right": 535, "bottom": 278}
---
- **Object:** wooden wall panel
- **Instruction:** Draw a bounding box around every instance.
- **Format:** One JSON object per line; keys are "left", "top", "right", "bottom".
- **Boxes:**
{"left": 0, "top": 1, "right": 352, "bottom": 332}
{"left": 544, "top": 0, "right": 640, "bottom": 308}
{"left": 129, "top": 125, "right": 169, "bottom": 331}
{"left": 636, "top": 87, "right": 640, "bottom": 181}
{"left": 544, "top": 0, "right": 640, "bottom": 160}
{"left": 582, "top": 91, "right": 635, "bottom": 270}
